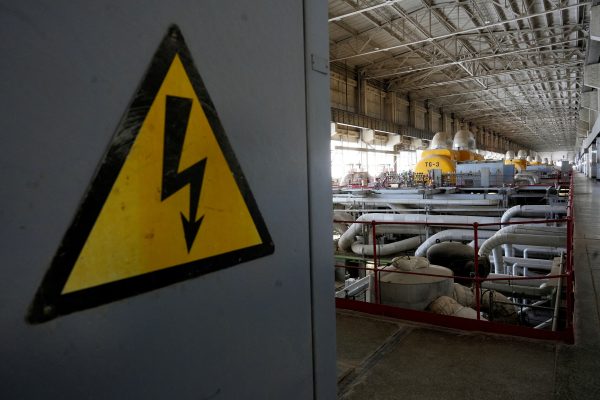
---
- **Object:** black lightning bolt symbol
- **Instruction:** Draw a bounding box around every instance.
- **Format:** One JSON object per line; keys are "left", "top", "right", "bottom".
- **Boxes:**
{"left": 161, "top": 95, "right": 207, "bottom": 252}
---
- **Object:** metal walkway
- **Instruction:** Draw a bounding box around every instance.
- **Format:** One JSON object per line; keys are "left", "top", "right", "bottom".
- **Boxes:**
{"left": 337, "top": 172, "right": 600, "bottom": 400}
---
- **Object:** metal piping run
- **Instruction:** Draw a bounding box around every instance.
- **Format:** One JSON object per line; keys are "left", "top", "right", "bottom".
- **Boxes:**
{"left": 479, "top": 232, "right": 565, "bottom": 273}
{"left": 415, "top": 229, "right": 495, "bottom": 257}
{"left": 514, "top": 174, "right": 536, "bottom": 185}
{"left": 351, "top": 235, "right": 423, "bottom": 256}
{"left": 514, "top": 172, "right": 541, "bottom": 184}
{"left": 500, "top": 205, "right": 567, "bottom": 258}
{"left": 338, "top": 213, "right": 504, "bottom": 251}
{"left": 520, "top": 246, "right": 565, "bottom": 258}
{"left": 332, "top": 197, "right": 500, "bottom": 206}
{"left": 500, "top": 225, "right": 567, "bottom": 258}
{"left": 501, "top": 205, "right": 567, "bottom": 225}
{"left": 503, "top": 256, "right": 554, "bottom": 269}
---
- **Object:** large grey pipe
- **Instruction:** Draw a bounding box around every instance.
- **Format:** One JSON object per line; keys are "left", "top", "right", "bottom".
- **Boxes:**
{"left": 479, "top": 229, "right": 566, "bottom": 273}
{"left": 351, "top": 235, "right": 422, "bottom": 256}
{"left": 514, "top": 174, "right": 536, "bottom": 185}
{"left": 500, "top": 205, "right": 567, "bottom": 257}
{"left": 332, "top": 197, "right": 500, "bottom": 207}
{"left": 517, "top": 245, "right": 565, "bottom": 257}
{"left": 414, "top": 229, "right": 495, "bottom": 257}
{"left": 489, "top": 225, "right": 566, "bottom": 272}
{"left": 514, "top": 172, "right": 540, "bottom": 184}
{"left": 338, "top": 213, "right": 505, "bottom": 251}
{"left": 501, "top": 205, "right": 567, "bottom": 225}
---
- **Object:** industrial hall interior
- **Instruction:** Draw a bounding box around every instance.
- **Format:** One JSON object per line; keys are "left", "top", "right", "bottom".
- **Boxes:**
{"left": 3, "top": 1, "right": 600, "bottom": 399}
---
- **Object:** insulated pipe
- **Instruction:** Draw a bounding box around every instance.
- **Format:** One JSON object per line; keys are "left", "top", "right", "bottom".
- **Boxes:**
{"left": 520, "top": 246, "right": 565, "bottom": 258}
{"left": 499, "top": 225, "right": 567, "bottom": 253}
{"left": 332, "top": 197, "right": 500, "bottom": 206}
{"left": 501, "top": 205, "right": 567, "bottom": 225}
{"left": 479, "top": 233, "right": 565, "bottom": 273}
{"left": 490, "top": 226, "right": 566, "bottom": 273}
{"left": 338, "top": 213, "right": 504, "bottom": 251}
{"left": 514, "top": 174, "right": 536, "bottom": 185}
{"left": 504, "top": 226, "right": 567, "bottom": 258}
{"left": 414, "top": 229, "right": 495, "bottom": 257}
{"left": 491, "top": 247, "right": 504, "bottom": 273}
{"left": 515, "top": 172, "right": 541, "bottom": 184}
{"left": 385, "top": 199, "right": 499, "bottom": 206}
{"left": 367, "top": 225, "right": 427, "bottom": 235}
{"left": 350, "top": 235, "right": 422, "bottom": 256}
{"left": 500, "top": 205, "right": 567, "bottom": 257}
{"left": 503, "top": 256, "right": 554, "bottom": 269}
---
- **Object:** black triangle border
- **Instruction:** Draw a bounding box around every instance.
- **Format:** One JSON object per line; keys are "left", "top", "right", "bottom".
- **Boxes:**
{"left": 27, "top": 25, "right": 274, "bottom": 324}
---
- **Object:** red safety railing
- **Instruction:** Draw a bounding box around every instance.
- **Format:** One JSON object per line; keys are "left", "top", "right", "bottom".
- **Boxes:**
{"left": 334, "top": 173, "right": 575, "bottom": 342}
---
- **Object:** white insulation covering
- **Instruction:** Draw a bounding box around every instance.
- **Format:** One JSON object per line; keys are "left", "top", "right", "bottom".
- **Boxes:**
{"left": 351, "top": 235, "right": 422, "bottom": 256}
{"left": 414, "top": 229, "right": 495, "bottom": 257}
{"left": 337, "top": 213, "right": 504, "bottom": 251}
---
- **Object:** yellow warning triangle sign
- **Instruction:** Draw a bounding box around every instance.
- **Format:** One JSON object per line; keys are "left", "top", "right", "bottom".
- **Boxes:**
{"left": 28, "top": 26, "right": 274, "bottom": 323}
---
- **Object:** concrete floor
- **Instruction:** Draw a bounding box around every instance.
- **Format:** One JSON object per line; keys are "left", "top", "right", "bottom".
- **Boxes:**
{"left": 337, "top": 173, "right": 600, "bottom": 399}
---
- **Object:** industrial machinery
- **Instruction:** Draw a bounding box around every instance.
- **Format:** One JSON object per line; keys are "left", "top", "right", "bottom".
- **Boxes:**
{"left": 339, "top": 166, "right": 373, "bottom": 187}
{"left": 504, "top": 150, "right": 527, "bottom": 172}
{"left": 414, "top": 131, "right": 459, "bottom": 177}
{"left": 333, "top": 128, "right": 567, "bottom": 329}
{"left": 414, "top": 130, "right": 484, "bottom": 180}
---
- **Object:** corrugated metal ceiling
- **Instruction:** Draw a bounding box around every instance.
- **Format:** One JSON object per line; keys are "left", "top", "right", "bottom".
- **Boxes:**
{"left": 329, "top": 0, "right": 590, "bottom": 150}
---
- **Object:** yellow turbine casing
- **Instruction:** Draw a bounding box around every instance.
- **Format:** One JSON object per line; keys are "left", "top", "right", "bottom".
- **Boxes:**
{"left": 453, "top": 150, "right": 484, "bottom": 161}
{"left": 415, "top": 153, "right": 456, "bottom": 175}
{"left": 504, "top": 159, "right": 527, "bottom": 172}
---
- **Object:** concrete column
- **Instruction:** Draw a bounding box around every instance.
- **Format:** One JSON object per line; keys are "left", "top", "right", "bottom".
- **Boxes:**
{"left": 397, "top": 97, "right": 410, "bottom": 125}
{"left": 452, "top": 115, "right": 460, "bottom": 134}
{"left": 357, "top": 71, "right": 367, "bottom": 114}
{"left": 441, "top": 112, "right": 453, "bottom": 133}
{"left": 475, "top": 127, "right": 483, "bottom": 150}
{"left": 410, "top": 100, "right": 426, "bottom": 130}
{"left": 427, "top": 109, "right": 440, "bottom": 132}
{"left": 584, "top": 64, "right": 600, "bottom": 89}
{"left": 592, "top": 5, "right": 600, "bottom": 41}
{"left": 385, "top": 93, "right": 397, "bottom": 123}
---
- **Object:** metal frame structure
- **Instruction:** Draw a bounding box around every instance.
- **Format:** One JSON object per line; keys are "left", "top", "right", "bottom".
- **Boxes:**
{"left": 329, "top": 0, "right": 590, "bottom": 150}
